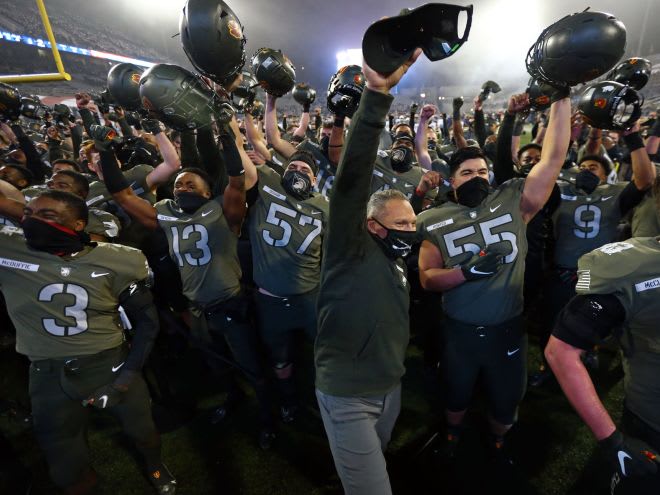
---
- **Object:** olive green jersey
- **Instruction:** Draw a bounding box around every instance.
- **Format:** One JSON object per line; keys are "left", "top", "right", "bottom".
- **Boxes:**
{"left": 417, "top": 178, "right": 528, "bottom": 325}
{"left": 22, "top": 187, "right": 120, "bottom": 239}
{"left": 248, "top": 166, "right": 329, "bottom": 296}
{"left": 0, "top": 215, "right": 18, "bottom": 227}
{"left": 86, "top": 208, "right": 121, "bottom": 239}
{"left": 87, "top": 164, "right": 155, "bottom": 248}
{"left": 155, "top": 198, "right": 241, "bottom": 307}
{"left": 575, "top": 237, "right": 660, "bottom": 432}
{"left": 372, "top": 151, "right": 434, "bottom": 200}
{"left": 0, "top": 226, "right": 149, "bottom": 361}
{"left": 552, "top": 182, "right": 628, "bottom": 268}
{"left": 297, "top": 139, "right": 336, "bottom": 199}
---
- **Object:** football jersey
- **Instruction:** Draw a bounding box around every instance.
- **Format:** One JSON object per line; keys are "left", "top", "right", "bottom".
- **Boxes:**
{"left": 0, "top": 215, "right": 18, "bottom": 227}
{"left": 0, "top": 226, "right": 148, "bottom": 360}
{"left": 575, "top": 237, "right": 660, "bottom": 432}
{"left": 372, "top": 151, "right": 434, "bottom": 200}
{"left": 87, "top": 164, "right": 155, "bottom": 248}
{"left": 155, "top": 198, "right": 241, "bottom": 307}
{"left": 552, "top": 182, "right": 628, "bottom": 268}
{"left": 249, "top": 166, "right": 329, "bottom": 296}
{"left": 297, "top": 139, "right": 336, "bottom": 200}
{"left": 417, "top": 178, "right": 528, "bottom": 325}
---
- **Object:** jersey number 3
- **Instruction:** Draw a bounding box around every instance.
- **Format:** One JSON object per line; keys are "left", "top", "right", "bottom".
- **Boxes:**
{"left": 38, "top": 284, "right": 89, "bottom": 336}
{"left": 262, "top": 203, "right": 322, "bottom": 254}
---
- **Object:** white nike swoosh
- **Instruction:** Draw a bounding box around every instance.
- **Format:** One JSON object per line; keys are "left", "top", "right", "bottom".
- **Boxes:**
{"left": 99, "top": 395, "right": 108, "bottom": 408}
{"left": 470, "top": 266, "right": 493, "bottom": 275}
{"left": 507, "top": 348, "right": 520, "bottom": 356}
{"left": 490, "top": 204, "right": 502, "bottom": 213}
{"left": 91, "top": 272, "right": 109, "bottom": 278}
{"left": 601, "top": 196, "right": 613, "bottom": 201}
{"left": 618, "top": 451, "right": 631, "bottom": 477}
{"left": 311, "top": 211, "right": 322, "bottom": 215}
{"left": 404, "top": 183, "right": 414, "bottom": 188}
{"left": 112, "top": 362, "right": 124, "bottom": 373}
{"left": 201, "top": 210, "right": 213, "bottom": 217}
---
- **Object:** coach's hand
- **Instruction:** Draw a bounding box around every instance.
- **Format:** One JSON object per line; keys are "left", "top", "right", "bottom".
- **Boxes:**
{"left": 363, "top": 47, "right": 422, "bottom": 95}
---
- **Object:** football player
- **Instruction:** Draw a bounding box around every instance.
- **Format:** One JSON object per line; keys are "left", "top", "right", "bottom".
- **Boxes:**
{"left": 247, "top": 149, "right": 328, "bottom": 423}
{"left": 546, "top": 236, "right": 660, "bottom": 494}
{"left": 0, "top": 189, "right": 175, "bottom": 494}
{"left": 417, "top": 87, "right": 571, "bottom": 462}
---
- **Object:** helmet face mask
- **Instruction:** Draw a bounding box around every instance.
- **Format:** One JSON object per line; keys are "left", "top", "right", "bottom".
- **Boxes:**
{"left": 526, "top": 9, "right": 627, "bottom": 88}
{"left": 326, "top": 65, "right": 365, "bottom": 117}
{"left": 139, "top": 63, "right": 234, "bottom": 131}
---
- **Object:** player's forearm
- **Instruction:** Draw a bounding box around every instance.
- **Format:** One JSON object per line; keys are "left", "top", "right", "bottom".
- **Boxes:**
{"left": 265, "top": 96, "right": 295, "bottom": 159}
{"left": 415, "top": 117, "right": 432, "bottom": 171}
{"left": 293, "top": 111, "right": 310, "bottom": 138}
{"left": 244, "top": 114, "right": 269, "bottom": 158}
{"left": 452, "top": 119, "right": 468, "bottom": 149}
{"left": 646, "top": 135, "right": 659, "bottom": 156}
{"left": 419, "top": 267, "right": 465, "bottom": 291}
{"left": 147, "top": 133, "right": 182, "bottom": 189}
{"left": 545, "top": 336, "right": 616, "bottom": 441}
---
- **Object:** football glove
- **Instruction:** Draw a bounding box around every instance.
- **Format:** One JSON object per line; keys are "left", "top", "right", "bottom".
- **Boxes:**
{"left": 600, "top": 430, "right": 659, "bottom": 478}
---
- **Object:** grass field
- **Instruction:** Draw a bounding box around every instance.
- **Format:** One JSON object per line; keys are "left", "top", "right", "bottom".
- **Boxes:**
{"left": 0, "top": 310, "right": 625, "bottom": 495}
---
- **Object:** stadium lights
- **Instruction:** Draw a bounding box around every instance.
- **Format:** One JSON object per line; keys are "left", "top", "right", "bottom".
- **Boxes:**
{"left": 336, "top": 49, "right": 362, "bottom": 70}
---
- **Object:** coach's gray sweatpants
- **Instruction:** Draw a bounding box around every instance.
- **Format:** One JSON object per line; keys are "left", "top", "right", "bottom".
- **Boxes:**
{"left": 316, "top": 384, "right": 401, "bottom": 495}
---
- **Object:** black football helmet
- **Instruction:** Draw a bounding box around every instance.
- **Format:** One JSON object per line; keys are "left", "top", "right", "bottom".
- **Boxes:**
{"left": 232, "top": 71, "right": 258, "bottom": 99}
{"left": 179, "top": 0, "right": 247, "bottom": 87}
{"left": 0, "top": 83, "right": 21, "bottom": 120}
{"left": 292, "top": 83, "right": 316, "bottom": 106}
{"left": 606, "top": 57, "right": 652, "bottom": 91}
{"left": 362, "top": 3, "right": 473, "bottom": 74}
{"left": 526, "top": 9, "right": 626, "bottom": 88}
{"left": 139, "top": 63, "right": 234, "bottom": 131}
{"left": 577, "top": 81, "right": 643, "bottom": 131}
{"left": 107, "top": 63, "right": 144, "bottom": 110}
{"left": 526, "top": 78, "right": 552, "bottom": 111}
{"left": 327, "top": 65, "right": 365, "bottom": 118}
{"left": 20, "top": 97, "right": 45, "bottom": 120}
{"left": 251, "top": 48, "right": 296, "bottom": 97}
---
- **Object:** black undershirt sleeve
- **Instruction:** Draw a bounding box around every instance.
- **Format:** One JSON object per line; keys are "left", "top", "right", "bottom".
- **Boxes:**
{"left": 552, "top": 293, "right": 626, "bottom": 350}
{"left": 118, "top": 280, "right": 159, "bottom": 372}
{"left": 619, "top": 180, "right": 648, "bottom": 216}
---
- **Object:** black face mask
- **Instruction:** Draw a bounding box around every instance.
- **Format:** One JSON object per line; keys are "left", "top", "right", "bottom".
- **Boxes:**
{"left": 175, "top": 191, "right": 209, "bottom": 213}
{"left": 390, "top": 146, "right": 414, "bottom": 172}
{"left": 372, "top": 218, "right": 419, "bottom": 259}
{"left": 22, "top": 217, "right": 86, "bottom": 255}
{"left": 575, "top": 170, "right": 601, "bottom": 194}
{"left": 455, "top": 177, "right": 490, "bottom": 208}
{"left": 282, "top": 170, "right": 312, "bottom": 200}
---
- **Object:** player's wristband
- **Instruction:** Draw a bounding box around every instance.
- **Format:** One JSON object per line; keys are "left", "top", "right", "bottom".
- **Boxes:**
{"left": 303, "top": 103, "right": 311, "bottom": 113}
{"left": 333, "top": 116, "right": 344, "bottom": 128}
{"left": 622, "top": 131, "right": 645, "bottom": 152}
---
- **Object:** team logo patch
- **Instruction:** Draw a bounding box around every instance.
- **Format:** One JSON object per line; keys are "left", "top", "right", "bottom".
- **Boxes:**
{"left": 469, "top": 211, "right": 477, "bottom": 219}
{"left": 391, "top": 148, "right": 406, "bottom": 162}
{"left": 60, "top": 267, "right": 71, "bottom": 277}
{"left": 594, "top": 98, "right": 607, "bottom": 109}
{"left": 535, "top": 95, "right": 550, "bottom": 106}
{"left": 130, "top": 73, "right": 141, "bottom": 84}
{"left": 227, "top": 20, "right": 242, "bottom": 40}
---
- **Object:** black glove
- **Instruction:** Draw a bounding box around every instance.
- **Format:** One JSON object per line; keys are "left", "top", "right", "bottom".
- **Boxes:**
{"left": 82, "top": 383, "right": 125, "bottom": 409}
{"left": 459, "top": 248, "right": 504, "bottom": 281}
{"left": 89, "top": 124, "right": 121, "bottom": 151}
{"left": 453, "top": 97, "right": 463, "bottom": 120}
{"left": 649, "top": 118, "right": 660, "bottom": 138}
{"left": 600, "top": 430, "right": 659, "bottom": 479}
{"left": 539, "top": 82, "right": 570, "bottom": 104}
{"left": 303, "top": 102, "right": 311, "bottom": 113}
{"left": 140, "top": 118, "right": 162, "bottom": 135}
{"left": 410, "top": 102, "right": 419, "bottom": 114}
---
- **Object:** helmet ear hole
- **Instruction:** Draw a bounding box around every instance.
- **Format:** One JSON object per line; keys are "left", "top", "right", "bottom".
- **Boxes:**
{"left": 250, "top": 48, "right": 296, "bottom": 97}
{"left": 577, "top": 81, "right": 643, "bottom": 131}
